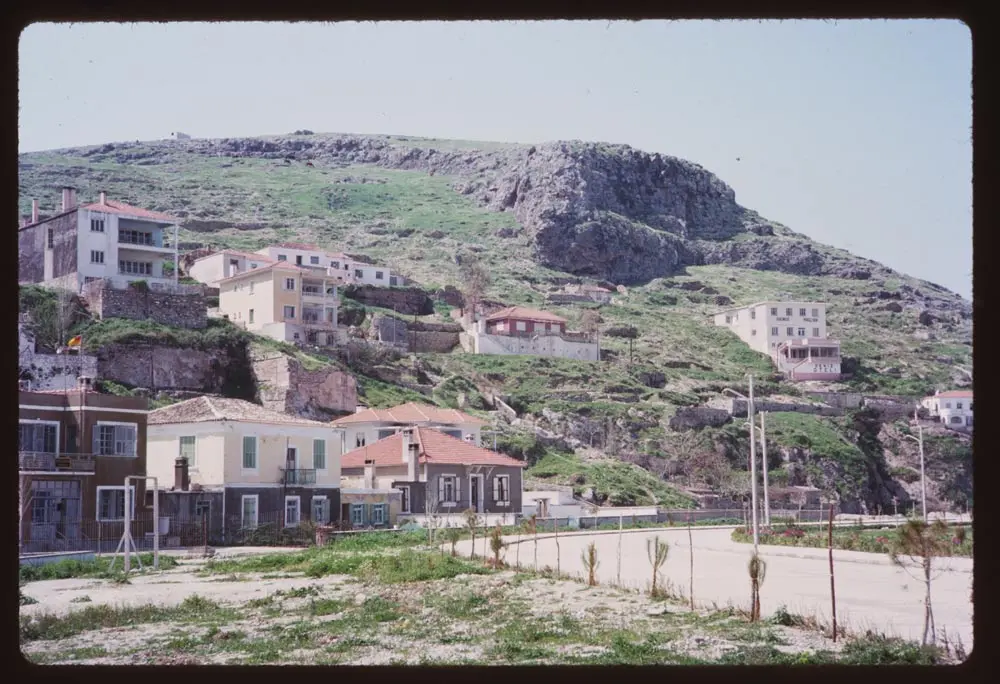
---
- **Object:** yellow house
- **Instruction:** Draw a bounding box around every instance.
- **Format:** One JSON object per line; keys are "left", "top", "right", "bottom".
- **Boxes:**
{"left": 217, "top": 261, "right": 340, "bottom": 346}
{"left": 147, "top": 396, "right": 345, "bottom": 530}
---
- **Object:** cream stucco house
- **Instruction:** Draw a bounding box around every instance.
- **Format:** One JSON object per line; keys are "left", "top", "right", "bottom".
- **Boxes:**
{"left": 147, "top": 396, "right": 345, "bottom": 531}
{"left": 332, "top": 402, "right": 486, "bottom": 451}
{"left": 217, "top": 260, "right": 340, "bottom": 346}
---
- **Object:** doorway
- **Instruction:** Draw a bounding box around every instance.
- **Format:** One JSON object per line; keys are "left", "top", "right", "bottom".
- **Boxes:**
{"left": 469, "top": 474, "right": 484, "bottom": 513}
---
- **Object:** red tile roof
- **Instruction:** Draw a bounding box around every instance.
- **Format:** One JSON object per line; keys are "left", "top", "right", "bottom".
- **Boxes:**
{"left": 217, "top": 260, "right": 311, "bottom": 283}
{"left": 934, "top": 390, "right": 973, "bottom": 398}
{"left": 332, "top": 402, "right": 486, "bottom": 426}
{"left": 82, "top": 199, "right": 178, "bottom": 223}
{"left": 485, "top": 306, "right": 567, "bottom": 324}
{"left": 341, "top": 426, "right": 525, "bottom": 469}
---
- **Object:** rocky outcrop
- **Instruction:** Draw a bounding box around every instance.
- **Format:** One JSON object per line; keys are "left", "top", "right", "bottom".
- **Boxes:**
{"left": 342, "top": 284, "right": 434, "bottom": 316}
{"left": 252, "top": 348, "right": 357, "bottom": 420}
{"left": 96, "top": 344, "right": 255, "bottom": 399}
{"left": 668, "top": 407, "right": 732, "bottom": 431}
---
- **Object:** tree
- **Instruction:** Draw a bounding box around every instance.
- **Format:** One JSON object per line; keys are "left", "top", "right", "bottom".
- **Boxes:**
{"left": 443, "top": 526, "right": 462, "bottom": 557}
{"left": 463, "top": 508, "right": 482, "bottom": 560}
{"left": 647, "top": 536, "right": 670, "bottom": 596}
{"left": 459, "top": 256, "right": 491, "bottom": 322}
{"left": 489, "top": 524, "right": 506, "bottom": 568}
{"left": 748, "top": 551, "right": 767, "bottom": 622}
{"left": 888, "top": 518, "right": 958, "bottom": 645}
{"left": 605, "top": 324, "right": 639, "bottom": 367}
{"left": 582, "top": 541, "right": 600, "bottom": 586}
{"left": 579, "top": 309, "right": 602, "bottom": 341}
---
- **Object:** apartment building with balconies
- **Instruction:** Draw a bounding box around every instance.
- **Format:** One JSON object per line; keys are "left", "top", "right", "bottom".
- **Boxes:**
{"left": 18, "top": 379, "right": 149, "bottom": 553}
{"left": 18, "top": 187, "right": 180, "bottom": 293}
{"left": 146, "top": 396, "right": 345, "bottom": 531}
{"left": 256, "top": 243, "right": 398, "bottom": 287}
{"left": 217, "top": 260, "right": 340, "bottom": 346}
{"left": 713, "top": 301, "right": 841, "bottom": 381}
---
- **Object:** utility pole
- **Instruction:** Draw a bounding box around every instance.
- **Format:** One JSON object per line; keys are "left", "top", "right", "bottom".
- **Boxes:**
{"left": 748, "top": 374, "right": 759, "bottom": 549}
{"left": 904, "top": 409, "right": 928, "bottom": 522}
{"left": 760, "top": 410, "right": 770, "bottom": 527}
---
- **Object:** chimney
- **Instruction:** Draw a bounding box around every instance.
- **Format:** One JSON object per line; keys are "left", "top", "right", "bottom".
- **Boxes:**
{"left": 31, "top": 199, "right": 39, "bottom": 223}
{"left": 401, "top": 429, "right": 411, "bottom": 464}
{"left": 363, "top": 459, "right": 376, "bottom": 490}
{"left": 175, "top": 456, "right": 190, "bottom": 491}
{"left": 98, "top": 191, "right": 107, "bottom": 205}
{"left": 404, "top": 430, "right": 419, "bottom": 482}
{"left": 61, "top": 187, "right": 77, "bottom": 212}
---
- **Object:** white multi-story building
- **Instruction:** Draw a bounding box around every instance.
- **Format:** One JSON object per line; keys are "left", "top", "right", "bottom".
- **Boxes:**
{"left": 18, "top": 188, "right": 180, "bottom": 292}
{"left": 255, "top": 243, "right": 398, "bottom": 287}
{"left": 187, "top": 249, "right": 277, "bottom": 285}
{"left": 921, "top": 390, "right": 973, "bottom": 432}
{"left": 713, "top": 301, "right": 841, "bottom": 381}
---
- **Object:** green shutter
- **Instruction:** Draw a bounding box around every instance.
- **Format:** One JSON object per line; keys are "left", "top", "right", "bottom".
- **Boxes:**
{"left": 313, "top": 439, "right": 326, "bottom": 470}
{"left": 242, "top": 436, "right": 257, "bottom": 469}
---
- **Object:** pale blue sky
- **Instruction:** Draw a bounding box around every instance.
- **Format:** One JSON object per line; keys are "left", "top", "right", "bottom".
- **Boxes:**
{"left": 19, "top": 20, "right": 972, "bottom": 298}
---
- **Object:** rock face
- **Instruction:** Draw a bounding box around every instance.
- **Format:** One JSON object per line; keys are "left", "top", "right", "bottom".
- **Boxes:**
{"left": 252, "top": 349, "right": 357, "bottom": 420}
{"left": 96, "top": 344, "right": 255, "bottom": 399}
{"left": 342, "top": 284, "right": 434, "bottom": 316}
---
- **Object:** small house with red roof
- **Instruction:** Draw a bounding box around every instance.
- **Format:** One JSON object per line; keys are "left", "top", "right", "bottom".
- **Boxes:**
{"left": 920, "top": 389, "right": 973, "bottom": 431}
{"left": 19, "top": 187, "right": 181, "bottom": 292}
{"left": 339, "top": 426, "right": 525, "bottom": 523}
{"left": 466, "top": 306, "right": 600, "bottom": 361}
{"left": 332, "top": 402, "right": 486, "bottom": 452}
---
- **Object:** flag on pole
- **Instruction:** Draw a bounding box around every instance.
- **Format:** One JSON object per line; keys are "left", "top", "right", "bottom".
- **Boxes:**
{"left": 67, "top": 335, "right": 82, "bottom": 348}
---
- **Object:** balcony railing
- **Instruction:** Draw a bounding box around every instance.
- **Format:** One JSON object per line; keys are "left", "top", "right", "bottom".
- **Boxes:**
{"left": 118, "top": 233, "right": 157, "bottom": 246}
{"left": 282, "top": 468, "right": 317, "bottom": 486}
{"left": 19, "top": 451, "right": 97, "bottom": 473}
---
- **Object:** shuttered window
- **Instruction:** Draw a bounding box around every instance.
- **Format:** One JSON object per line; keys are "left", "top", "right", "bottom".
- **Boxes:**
{"left": 94, "top": 424, "right": 137, "bottom": 457}
{"left": 179, "top": 436, "right": 196, "bottom": 467}
{"left": 313, "top": 439, "right": 326, "bottom": 470}
{"left": 438, "top": 475, "right": 459, "bottom": 503}
{"left": 242, "top": 436, "right": 257, "bottom": 470}
{"left": 19, "top": 422, "right": 57, "bottom": 453}
{"left": 493, "top": 475, "right": 510, "bottom": 503}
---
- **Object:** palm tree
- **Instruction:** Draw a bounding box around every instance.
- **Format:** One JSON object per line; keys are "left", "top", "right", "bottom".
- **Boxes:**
{"left": 647, "top": 536, "right": 670, "bottom": 596}
{"left": 888, "top": 518, "right": 956, "bottom": 645}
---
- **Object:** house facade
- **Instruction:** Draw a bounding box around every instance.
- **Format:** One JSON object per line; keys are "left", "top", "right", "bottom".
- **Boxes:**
{"left": 465, "top": 306, "right": 600, "bottom": 361}
{"left": 217, "top": 261, "right": 340, "bottom": 346}
{"left": 146, "top": 396, "right": 345, "bottom": 534}
{"left": 19, "top": 188, "right": 180, "bottom": 293}
{"left": 713, "top": 301, "right": 841, "bottom": 381}
{"left": 256, "top": 243, "right": 397, "bottom": 287}
{"left": 920, "top": 390, "right": 973, "bottom": 431}
{"left": 332, "top": 402, "right": 486, "bottom": 451}
{"left": 18, "top": 380, "right": 149, "bottom": 553}
{"left": 340, "top": 426, "right": 525, "bottom": 521}
{"left": 187, "top": 249, "right": 277, "bottom": 285}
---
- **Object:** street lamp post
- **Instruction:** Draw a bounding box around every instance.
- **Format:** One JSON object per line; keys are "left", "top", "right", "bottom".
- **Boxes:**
{"left": 904, "top": 409, "right": 927, "bottom": 522}
{"left": 725, "top": 376, "right": 759, "bottom": 549}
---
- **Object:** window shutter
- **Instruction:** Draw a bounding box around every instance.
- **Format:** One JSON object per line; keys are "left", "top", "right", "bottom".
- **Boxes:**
{"left": 438, "top": 477, "right": 445, "bottom": 502}
{"left": 455, "top": 477, "right": 461, "bottom": 502}
{"left": 92, "top": 427, "right": 101, "bottom": 455}
{"left": 493, "top": 476, "right": 500, "bottom": 500}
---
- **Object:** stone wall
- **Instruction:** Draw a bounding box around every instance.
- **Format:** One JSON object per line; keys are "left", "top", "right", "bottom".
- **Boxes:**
{"left": 730, "top": 398, "right": 844, "bottom": 417}
{"left": 368, "top": 314, "right": 461, "bottom": 353}
{"left": 96, "top": 344, "right": 234, "bottom": 392}
{"left": 252, "top": 349, "right": 358, "bottom": 420}
{"left": 343, "top": 284, "right": 434, "bottom": 316}
{"left": 83, "top": 281, "right": 207, "bottom": 329}
{"left": 668, "top": 407, "right": 732, "bottom": 431}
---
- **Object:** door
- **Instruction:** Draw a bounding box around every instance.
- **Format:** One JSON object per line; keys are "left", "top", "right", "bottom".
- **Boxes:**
{"left": 295, "top": 255, "right": 303, "bottom": 265}
{"left": 470, "top": 475, "right": 483, "bottom": 513}
{"left": 286, "top": 446, "right": 298, "bottom": 483}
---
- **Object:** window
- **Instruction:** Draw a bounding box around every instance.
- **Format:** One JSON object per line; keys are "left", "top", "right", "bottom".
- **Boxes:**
{"left": 277, "top": 254, "right": 287, "bottom": 261}
{"left": 47, "top": 228, "right": 54, "bottom": 248}
{"left": 770, "top": 307, "right": 778, "bottom": 316}
{"left": 312, "top": 496, "right": 329, "bottom": 523}
{"left": 283, "top": 305, "right": 296, "bottom": 320}
{"left": 785, "top": 308, "right": 793, "bottom": 316}
{"left": 97, "top": 486, "right": 136, "bottom": 521}
{"left": 516, "top": 321, "right": 527, "bottom": 331}
{"left": 195, "top": 500, "right": 211, "bottom": 517}
{"left": 438, "top": 475, "right": 458, "bottom": 503}
{"left": 377, "top": 429, "right": 396, "bottom": 440}
{"left": 545, "top": 323, "right": 552, "bottom": 332}
{"left": 956, "top": 402, "right": 963, "bottom": 410}
{"left": 248, "top": 309, "right": 255, "bottom": 323}
{"left": 812, "top": 328, "right": 820, "bottom": 337}
{"left": 19, "top": 422, "right": 58, "bottom": 453}
{"left": 242, "top": 436, "right": 257, "bottom": 470}
{"left": 249, "top": 281, "right": 254, "bottom": 294}
{"left": 944, "top": 402, "right": 951, "bottom": 409}
{"left": 786, "top": 327, "right": 794, "bottom": 336}
{"left": 750, "top": 310, "right": 756, "bottom": 320}
{"left": 442, "top": 429, "right": 463, "bottom": 440}
{"left": 295, "top": 255, "right": 303, "bottom": 265}
{"left": 799, "top": 308, "right": 807, "bottom": 317}
{"left": 179, "top": 436, "right": 196, "bottom": 468}
{"left": 389, "top": 276, "right": 398, "bottom": 286}
{"left": 119, "top": 260, "right": 152, "bottom": 275}
{"left": 375, "top": 271, "right": 384, "bottom": 280}
{"left": 241, "top": 495, "right": 259, "bottom": 528}
{"left": 310, "top": 256, "right": 320, "bottom": 264}
{"left": 285, "top": 496, "right": 301, "bottom": 527}
{"left": 770, "top": 327, "right": 779, "bottom": 336}
{"left": 313, "top": 439, "right": 326, "bottom": 470}
{"left": 66, "top": 424, "right": 78, "bottom": 452}
{"left": 331, "top": 260, "right": 340, "bottom": 269}
{"left": 811, "top": 308, "right": 819, "bottom": 318}
{"left": 284, "top": 277, "right": 296, "bottom": 290}
{"left": 250, "top": 263, "right": 258, "bottom": 269}
{"left": 950, "top": 416, "right": 962, "bottom": 425}
{"left": 493, "top": 475, "right": 511, "bottom": 503}
{"left": 725, "top": 315, "right": 731, "bottom": 324}
{"left": 797, "top": 328, "right": 806, "bottom": 337}
{"left": 399, "top": 486, "right": 411, "bottom": 513}
{"left": 969, "top": 403, "right": 973, "bottom": 412}
{"left": 91, "top": 250, "right": 105, "bottom": 264}
{"left": 119, "top": 229, "right": 153, "bottom": 245}
{"left": 230, "top": 259, "right": 240, "bottom": 268}
{"left": 95, "top": 423, "right": 137, "bottom": 457}
{"left": 354, "top": 269, "right": 364, "bottom": 279}
{"left": 371, "top": 503, "right": 388, "bottom": 525}
{"left": 356, "top": 433, "right": 367, "bottom": 448}
{"left": 351, "top": 504, "right": 365, "bottom": 526}
{"left": 751, "top": 329, "right": 757, "bottom": 336}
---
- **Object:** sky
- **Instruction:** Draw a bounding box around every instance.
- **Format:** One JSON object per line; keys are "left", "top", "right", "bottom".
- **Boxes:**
{"left": 19, "top": 20, "right": 972, "bottom": 299}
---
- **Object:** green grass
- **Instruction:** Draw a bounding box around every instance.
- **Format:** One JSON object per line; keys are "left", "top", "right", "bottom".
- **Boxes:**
{"left": 20, "top": 553, "right": 179, "bottom": 583}
{"left": 732, "top": 523, "right": 973, "bottom": 557}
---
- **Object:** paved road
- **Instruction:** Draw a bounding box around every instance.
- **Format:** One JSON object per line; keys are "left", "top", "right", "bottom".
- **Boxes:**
{"left": 456, "top": 525, "right": 973, "bottom": 648}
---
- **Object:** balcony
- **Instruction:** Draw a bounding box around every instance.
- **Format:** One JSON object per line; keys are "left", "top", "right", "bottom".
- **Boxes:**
{"left": 302, "top": 313, "right": 335, "bottom": 328}
{"left": 282, "top": 468, "right": 316, "bottom": 486}
{"left": 19, "top": 452, "right": 97, "bottom": 473}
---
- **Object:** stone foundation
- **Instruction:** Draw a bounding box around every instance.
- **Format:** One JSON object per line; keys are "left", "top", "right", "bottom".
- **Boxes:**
{"left": 82, "top": 280, "right": 207, "bottom": 329}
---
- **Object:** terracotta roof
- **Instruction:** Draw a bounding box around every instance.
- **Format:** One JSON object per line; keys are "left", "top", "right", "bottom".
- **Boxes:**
{"left": 82, "top": 199, "right": 178, "bottom": 223}
{"left": 934, "top": 390, "right": 973, "bottom": 398}
{"left": 485, "top": 306, "right": 567, "bottom": 323}
{"left": 332, "top": 402, "right": 486, "bottom": 426}
{"left": 148, "top": 396, "right": 328, "bottom": 427}
{"left": 217, "top": 260, "right": 310, "bottom": 283}
{"left": 195, "top": 249, "right": 276, "bottom": 264}
{"left": 341, "top": 426, "right": 524, "bottom": 469}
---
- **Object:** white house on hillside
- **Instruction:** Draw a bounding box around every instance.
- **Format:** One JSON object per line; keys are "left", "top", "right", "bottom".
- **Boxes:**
{"left": 188, "top": 249, "right": 277, "bottom": 285}
{"left": 255, "top": 243, "right": 398, "bottom": 287}
{"left": 920, "top": 390, "right": 973, "bottom": 432}
{"left": 713, "top": 301, "right": 841, "bottom": 381}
